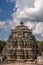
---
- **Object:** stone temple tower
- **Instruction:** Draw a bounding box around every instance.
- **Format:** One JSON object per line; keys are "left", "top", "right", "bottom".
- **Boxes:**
{"left": 2, "top": 21, "right": 41, "bottom": 62}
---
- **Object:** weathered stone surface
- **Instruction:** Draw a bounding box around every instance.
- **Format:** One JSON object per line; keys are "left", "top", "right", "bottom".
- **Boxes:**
{"left": 2, "top": 21, "right": 41, "bottom": 62}
{"left": 0, "top": 62, "right": 43, "bottom": 65}
{"left": 37, "top": 56, "right": 43, "bottom": 64}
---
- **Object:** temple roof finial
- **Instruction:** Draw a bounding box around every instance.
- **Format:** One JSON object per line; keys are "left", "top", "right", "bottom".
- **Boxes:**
{"left": 20, "top": 20, "right": 24, "bottom": 25}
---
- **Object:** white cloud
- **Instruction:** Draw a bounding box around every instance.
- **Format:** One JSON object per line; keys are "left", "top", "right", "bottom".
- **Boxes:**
{"left": 12, "top": 0, "right": 35, "bottom": 20}
{"left": 0, "top": 19, "right": 19, "bottom": 31}
{"left": 25, "top": 21, "right": 35, "bottom": 29}
{"left": 0, "top": 0, "right": 43, "bottom": 40}
{"left": 34, "top": 0, "right": 43, "bottom": 10}
{"left": 12, "top": 0, "right": 43, "bottom": 22}
{"left": 33, "top": 22, "right": 43, "bottom": 36}
{"left": 25, "top": 21, "right": 43, "bottom": 38}
{"left": 16, "top": 0, "right": 34, "bottom": 9}
{"left": 0, "top": 22, "right": 6, "bottom": 30}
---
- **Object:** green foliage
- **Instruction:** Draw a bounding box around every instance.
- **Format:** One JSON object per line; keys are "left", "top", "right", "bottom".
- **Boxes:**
{"left": 37, "top": 41, "right": 43, "bottom": 51}
{"left": 0, "top": 40, "right": 6, "bottom": 53}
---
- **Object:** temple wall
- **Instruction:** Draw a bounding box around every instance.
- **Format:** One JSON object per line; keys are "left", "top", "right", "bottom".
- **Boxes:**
{"left": 0, "top": 62, "right": 38, "bottom": 65}
{"left": 0, "top": 62, "right": 42, "bottom": 65}
{"left": 2, "top": 21, "right": 41, "bottom": 62}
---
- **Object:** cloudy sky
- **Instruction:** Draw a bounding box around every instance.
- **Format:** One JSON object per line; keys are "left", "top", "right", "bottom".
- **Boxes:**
{"left": 0, "top": 0, "right": 43, "bottom": 40}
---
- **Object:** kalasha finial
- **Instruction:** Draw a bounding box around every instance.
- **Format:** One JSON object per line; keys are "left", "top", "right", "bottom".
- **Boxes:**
{"left": 20, "top": 20, "right": 24, "bottom": 25}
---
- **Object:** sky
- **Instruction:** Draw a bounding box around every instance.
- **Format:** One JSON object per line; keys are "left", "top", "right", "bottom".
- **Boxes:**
{"left": 0, "top": 0, "right": 43, "bottom": 41}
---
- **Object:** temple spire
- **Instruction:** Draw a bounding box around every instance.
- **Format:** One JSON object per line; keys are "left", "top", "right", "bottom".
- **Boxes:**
{"left": 20, "top": 20, "right": 24, "bottom": 25}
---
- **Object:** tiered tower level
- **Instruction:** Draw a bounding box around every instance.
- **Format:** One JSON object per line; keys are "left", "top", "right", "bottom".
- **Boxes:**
{"left": 2, "top": 21, "right": 41, "bottom": 61}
